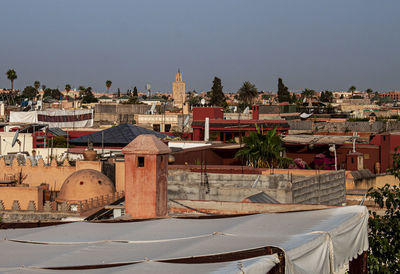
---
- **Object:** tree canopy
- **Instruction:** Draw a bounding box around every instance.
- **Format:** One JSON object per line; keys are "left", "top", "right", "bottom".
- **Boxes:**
{"left": 367, "top": 148, "right": 400, "bottom": 273}
{"left": 22, "top": 86, "right": 38, "bottom": 99}
{"left": 34, "top": 81, "right": 40, "bottom": 91}
{"left": 43, "top": 88, "right": 63, "bottom": 100}
{"left": 277, "top": 78, "right": 290, "bottom": 103}
{"left": 235, "top": 127, "right": 292, "bottom": 168}
{"left": 65, "top": 84, "right": 71, "bottom": 93}
{"left": 6, "top": 69, "right": 17, "bottom": 90}
{"left": 106, "top": 80, "right": 112, "bottom": 92}
{"left": 320, "top": 90, "right": 333, "bottom": 102}
{"left": 207, "top": 77, "right": 227, "bottom": 107}
{"left": 237, "top": 81, "right": 258, "bottom": 109}
{"left": 81, "top": 87, "right": 98, "bottom": 103}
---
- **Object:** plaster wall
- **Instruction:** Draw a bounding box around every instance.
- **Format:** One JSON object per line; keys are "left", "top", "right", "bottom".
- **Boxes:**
{"left": 0, "top": 160, "right": 101, "bottom": 191}
{"left": 0, "top": 132, "right": 33, "bottom": 155}
{"left": 0, "top": 186, "right": 43, "bottom": 210}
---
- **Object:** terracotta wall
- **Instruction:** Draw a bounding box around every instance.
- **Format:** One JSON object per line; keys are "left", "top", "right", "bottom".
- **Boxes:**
{"left": 0, "top": 186, "right": 43, "bottom": 210}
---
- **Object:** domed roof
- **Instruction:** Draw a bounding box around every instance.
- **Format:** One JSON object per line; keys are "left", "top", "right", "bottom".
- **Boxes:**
{"left": 57, "top": 169, "right": 115, "bottom": 202}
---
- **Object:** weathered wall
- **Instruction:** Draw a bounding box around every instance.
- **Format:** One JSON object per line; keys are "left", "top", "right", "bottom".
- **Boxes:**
{"left": 168, "top": 169, "right": 346, "bottom": 205}
{"left": 291, "top": 170, "right": 346, "bottom": 205}
{"left": 168, "top": 170, "right": 293, "bottom": 203}
{"left": 313, "top": 121, "right": 385, "bottom": 133}
{"left": 94, "top": 104, "right": 150, "bottom": 124}
{"left": 0, "top": 186, "right": 43, "bottom": 210}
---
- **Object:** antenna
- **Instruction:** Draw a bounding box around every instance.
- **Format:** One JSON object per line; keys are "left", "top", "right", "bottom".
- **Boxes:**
{"left": 11, "top": 130, "right": 20, "bottom": 147}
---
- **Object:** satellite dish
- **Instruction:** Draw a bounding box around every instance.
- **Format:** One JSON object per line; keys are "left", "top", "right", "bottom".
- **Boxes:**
{"left": 201, "top": 98, "right": 206, "bottom": 105}
{"left": 12, "top": 129, "right": 20, "bottom": 147}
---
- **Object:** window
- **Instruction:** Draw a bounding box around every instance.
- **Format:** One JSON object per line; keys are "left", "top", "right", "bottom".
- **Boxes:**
{"left": 165, "top": 124, "right": 171, "bottom": 132}
{"left": 153, "top": 124, "right": 160, "bottom": 132}
{"left": 137, "top": 156, "right": 145, "bottom": 167}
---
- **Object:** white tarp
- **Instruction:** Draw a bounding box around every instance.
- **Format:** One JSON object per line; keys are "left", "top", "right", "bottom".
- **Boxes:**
{"left": 0, "top": 206, "right": 368, "bottom": 273}
{"left": 9, "top": 109, "right": 93, "bottom": 128}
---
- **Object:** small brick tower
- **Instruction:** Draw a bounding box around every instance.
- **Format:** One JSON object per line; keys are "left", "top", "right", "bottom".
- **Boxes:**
{"left": 122, "top": 135, "right": 171, "bottom": 218}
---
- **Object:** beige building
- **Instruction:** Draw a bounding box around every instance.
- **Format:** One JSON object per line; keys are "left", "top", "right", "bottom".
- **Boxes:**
{"left": 136, "top": 113, "right": 191, "bottom": 133}
{"left": 172, "top": 70, "right": 186, "bottom": 108}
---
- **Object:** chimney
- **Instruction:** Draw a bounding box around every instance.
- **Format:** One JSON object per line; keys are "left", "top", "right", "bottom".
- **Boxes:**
{"left": 122, "top": 135, "right": 171, "bottom": 219}
{"left": 204, "top": 117, "right": 210, "bottom": 141}
{"left": 252, "top": 105, "right": 259, "bottom": 120}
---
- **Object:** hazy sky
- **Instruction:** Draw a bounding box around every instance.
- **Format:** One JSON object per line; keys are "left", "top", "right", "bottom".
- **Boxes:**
{"left": 1, "top": 0, "right": 400, "bottom": 93}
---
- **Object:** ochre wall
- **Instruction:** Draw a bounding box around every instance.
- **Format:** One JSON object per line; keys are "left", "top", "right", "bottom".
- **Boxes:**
{"left": 0, "top": 159, "right": 102, "bottom": 191}
{"left": 0, "top": 186, "right": 43, "bottom": 210}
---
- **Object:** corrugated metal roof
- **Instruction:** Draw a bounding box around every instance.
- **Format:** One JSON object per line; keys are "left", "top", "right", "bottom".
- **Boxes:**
{"left": 245, "top": 192, "right": 280, "bottom": 204}
{"left": 48, "top": 127, "right": 68, "bottom": 137}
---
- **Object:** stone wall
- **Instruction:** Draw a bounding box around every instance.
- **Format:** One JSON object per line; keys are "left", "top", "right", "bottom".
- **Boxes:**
{"left": 168, "top": 169, "right": 293, "bottom": 203}
{"left": 291, "top": 170, "right": 346, "bottom": 205}
{"left": 168, "top": 169, "right": 346, "bottom": 205}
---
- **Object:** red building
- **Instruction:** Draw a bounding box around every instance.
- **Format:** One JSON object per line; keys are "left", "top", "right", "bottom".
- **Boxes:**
{"left": 191, "top": 106, "right": 289, "bottom": 142}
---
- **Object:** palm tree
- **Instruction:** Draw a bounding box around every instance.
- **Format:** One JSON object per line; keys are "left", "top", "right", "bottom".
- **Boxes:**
{"left": 237, "top": 81, "right": 258, "bottom": 107}
{"left": 348, "top": 85, "right": 356, "bottom": 98}
{"left": 366, "top": 88, "right": 373, "bottom": 99}
{"left": 41, "top": 84, "right": 46, "bottom": 91}
{"left": 78, "top": 86, "right": 86, "bottom": 97}
{"left": 302, "top": 88, "right": 315, "bottom": 106}
{"left": 105, "top": 80, "right": 112, "bottom": 93}
{"left": 235, "top": 127, "right": 291, "bottom": 168}
{"left": 6, "top": 69, "right": 17, "bottom": 91}
{"left": 34, "top": 81, "right": 40, "bottom": 90}
{"left": 65, "top": 84, "right": 71, "bottom": 95}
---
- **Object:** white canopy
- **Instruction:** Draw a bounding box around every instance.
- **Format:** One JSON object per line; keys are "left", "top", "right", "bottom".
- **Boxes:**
{"left": 9, "top": 109, "right": 93, "bottom": 128}
{"left": 0, "top": 206, "right": 368, "bottom": 273}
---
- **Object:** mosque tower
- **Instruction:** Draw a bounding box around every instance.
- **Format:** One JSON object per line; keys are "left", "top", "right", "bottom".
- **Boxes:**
{"left": 172, "top": 69, "right": 186, "bottom": 108}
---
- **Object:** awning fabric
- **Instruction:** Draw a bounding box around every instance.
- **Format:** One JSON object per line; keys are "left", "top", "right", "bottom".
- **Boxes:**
{"left": 9, "top": 109, "right": 93, "bottom": 128}
{"left": 0, "top": 206, "right": 368, "bottom": 273}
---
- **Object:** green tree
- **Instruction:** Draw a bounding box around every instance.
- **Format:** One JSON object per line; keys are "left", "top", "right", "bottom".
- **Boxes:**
{"left": 43, "top": 88, "right": 63, "bottom": 100}
{"left": 302, "top": 89, "right": 315, "bottom": 106}
{"left": 41, "top": 84, "right": 46, "bottom": 91}
{"left": 366, "top": 88, "right": 373, "bottom": 99}
{"left": 207, "top": 77, "right": 227, "bottom": 107}
{"left": 348, "top": 85, "right": 356, "bottom": 98}
{"left": 235, "top": 127, "right": 291, "bottom": 168}
{"left": 65, "top": 84, "right": 71, "bottom": 95}
{"left": 34, "top": 81, "right": 40, "bottom": 91}
{"left": 290, "top": 93, "right": 297, "bottom": 104}
{"left": 6, "top": 69, "right": 17, "bottom": 91}
{"left": 81, "top": 87, "right": 98, "bottom": 103}
{"left": 106, "top": 80, "right": 112, "bottom": 93}
{"left": 117, "top": 88, "right": 121, "bottom": 98}
{"left": 237, "top": 81, "right": 258, "bottom": 108}
{"left": 133, "top": 86, "right": 138, "bottom": 97}
{"left": 367, "top": 148, "right": 400, "bottom": 273}
{"left": 277, "top": 78, "right": 290, "bottom": 103}
{"left": 320, "top": 90, "right": 333, "bottom": 103}
{"left": 22, "top": 86, "right": 38, "bottom": 99}
{"left": 188, "top": 90, "right": 201, "bottom": 106}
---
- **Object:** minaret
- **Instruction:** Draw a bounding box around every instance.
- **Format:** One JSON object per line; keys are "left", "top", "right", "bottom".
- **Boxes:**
{"left": 172, "top": 69, "right": 185, "bottom": 108}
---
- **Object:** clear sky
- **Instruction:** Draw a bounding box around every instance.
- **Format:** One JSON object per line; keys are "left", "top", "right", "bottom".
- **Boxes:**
{"left": 1, "top": 0, "right": 399, "bottom": 93}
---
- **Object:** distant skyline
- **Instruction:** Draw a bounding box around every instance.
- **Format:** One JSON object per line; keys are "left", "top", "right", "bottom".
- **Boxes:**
{"left": 1, "top": 0, "right": 399, "bottom": 93}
